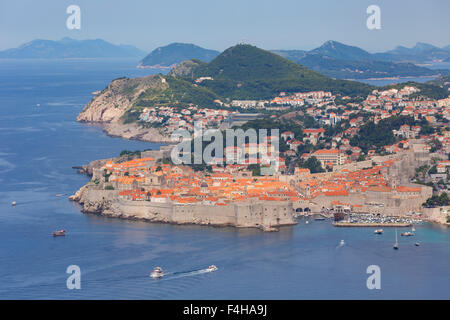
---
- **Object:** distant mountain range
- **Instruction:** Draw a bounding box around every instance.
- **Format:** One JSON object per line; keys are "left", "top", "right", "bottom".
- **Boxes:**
{"left": 139, "top": 40, "right": 450, "bottom": 80}
{"left": 139, "top": 43, "right": 220, "bottom": 68}
{"left": 2, "top": 38, "right": 449, "bottom": 80}
{"left": 276, "top": 40, "right": 450, "bottom": 63}
{"left": 373, "top": 42, "right": 450, "bottom": 62}
{"left": 310, "top": 40, "right": 374, "bottom": 61}
{"left": 272, "top": 40, "right": 450, "bottom": 79}
{"left": 0, "top": 37, "right": 147, "bottom": 59}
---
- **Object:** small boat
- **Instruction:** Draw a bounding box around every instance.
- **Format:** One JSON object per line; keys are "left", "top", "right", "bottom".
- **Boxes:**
{"left": 305, "top": 221, "right": 309, "bottom": 224}
{"left": 11, "top": 201, "right": 17, "bottom": 206}
{"left": 339, "top": 240, "right": 345, "bottom": 246}
{"left": 411, "top": 225, "right": 416, "bottom": 232}
{"left": 401, "top": 232, "right": 413, "bottom": 237}
{"left": 393, "top": 228, "right": 399, "bottom": 250}
{"left": 261, "top": 224, "right": 278, "bottom": 232}
{"left": 374, "top": 229, "right": 383, "bottom": 234}
{"left": 150, "top": 267, "right": 164, "bottom": 278}
{"left": 36, "top": 103, "right": 40, "bottom": 107}
{"left": 52, "top": 229, "right": 66, "bottom": 237}
{"left": 414, "top": 242, "right": 420, "bottom": 247}
{"left": 207, "top": 265, "right": 218, "bottom": 272}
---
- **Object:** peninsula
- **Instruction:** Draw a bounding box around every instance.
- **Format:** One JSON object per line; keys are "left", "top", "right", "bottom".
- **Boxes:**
{"left": 70, "top": 149, "right": 297, "bottom": 231}
{"left": 72, "top": 44, "right": 450, "bottom": 229}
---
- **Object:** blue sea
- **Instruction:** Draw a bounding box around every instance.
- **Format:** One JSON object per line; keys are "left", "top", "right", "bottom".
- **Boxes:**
{"left": 0, "top": 59, "right": 449, "bottom": 299}
{"left": 357, "top": 76, "right": 438, "bottom": 86}
{"left": 356, "top": 61, "right": 450, "bottom": 86}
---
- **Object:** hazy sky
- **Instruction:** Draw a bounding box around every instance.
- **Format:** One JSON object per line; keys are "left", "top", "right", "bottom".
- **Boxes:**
{"left": 1, "top": 0, "right": 449, "bottom": 52}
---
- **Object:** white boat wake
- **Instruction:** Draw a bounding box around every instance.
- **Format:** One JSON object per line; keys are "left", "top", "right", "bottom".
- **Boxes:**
{"left": 336, "top": 240, "right": 346, "bottom": 249}
{"left": 156, "top": 268, "right": 215, "bottom": 281}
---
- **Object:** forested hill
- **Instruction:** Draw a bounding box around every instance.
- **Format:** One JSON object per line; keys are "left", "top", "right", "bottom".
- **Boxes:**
{"left": 140, "top": 43, "right": 220, "bottom": 68}
{"left": 174, "top": 44, "right": 374, "bottom": 99}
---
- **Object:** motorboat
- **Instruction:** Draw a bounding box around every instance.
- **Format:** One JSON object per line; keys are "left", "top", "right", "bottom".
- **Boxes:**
{"left": 374, "top": 229, "right": 383, "bottom": 234}
{"left": 339, "top": 240, "right": 345, "bottom": 246}
{"left": 414, "top": 242, "right": 420, "bottom": 246}
{"left": 393, "top": 228, "right": 399, "bottom": 250}
{"left": 207, "top": 265, "right": 218, "bottom": 272}
{"left": 401, "top": 232, "right": 413, "bottom": 237}
{"left": 150, "top": 267, "right": 164, "bottom": 278}
{"left": 52, "top": 229, "right": 66, "bottom": 237}
{"left": 11, "top": 201, "right": 17, "bottom": 206}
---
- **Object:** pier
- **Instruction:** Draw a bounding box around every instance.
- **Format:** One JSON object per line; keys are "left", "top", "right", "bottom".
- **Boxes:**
{"left": 333, "top": 222, "right": 412, "bottom": 227}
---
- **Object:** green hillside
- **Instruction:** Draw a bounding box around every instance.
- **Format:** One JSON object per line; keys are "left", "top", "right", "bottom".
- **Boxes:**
{"left": 177, "top": 44, "right": 374, "bottom": 99}
{"left": 426, "top": 75, "right": 450, "bottom": 92}
{"left": 381, "top": 81, "right": 449, "bottom": 100}
{"left": 194, "top": 44, "right": 313, "bottom": 80}
{"left": 122, "top": 76, "right": 219, "bottom": 123}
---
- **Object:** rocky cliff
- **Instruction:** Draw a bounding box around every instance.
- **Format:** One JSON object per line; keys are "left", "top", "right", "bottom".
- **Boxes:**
{"left": 69, "top": 185, "right": 119, "bottom": 215}
{"left": 77, "top": 74, "right": 166, "bottom": 122}
{"left": 77, "top": 74, "right": 173, "bottom": 143}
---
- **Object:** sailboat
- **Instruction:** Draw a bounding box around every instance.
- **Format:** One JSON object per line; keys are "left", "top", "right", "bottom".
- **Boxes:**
{"left": 393, "top": 228, "right": 399, "bottom": 250}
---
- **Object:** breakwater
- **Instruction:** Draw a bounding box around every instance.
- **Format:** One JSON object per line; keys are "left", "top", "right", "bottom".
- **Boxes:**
{"left": 333, "top": 222, "right": 412, "bottom": 227}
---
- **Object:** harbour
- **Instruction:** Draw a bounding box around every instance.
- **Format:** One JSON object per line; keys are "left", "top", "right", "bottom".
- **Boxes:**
{"left": 333, "top": 222, "right": 412, "bottom": 227}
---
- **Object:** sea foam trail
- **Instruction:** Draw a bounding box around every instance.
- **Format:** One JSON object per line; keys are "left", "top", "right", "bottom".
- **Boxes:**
{"left": 336, "top": 241, "right": 345, "bottom": 249}
{"left": 156, "top": 268, "right": 214, "bottom": 281}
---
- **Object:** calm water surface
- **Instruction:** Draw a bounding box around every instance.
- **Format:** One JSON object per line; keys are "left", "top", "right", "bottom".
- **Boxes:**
{"left": 0, "top": 59, "right": 449, "bottom": 299}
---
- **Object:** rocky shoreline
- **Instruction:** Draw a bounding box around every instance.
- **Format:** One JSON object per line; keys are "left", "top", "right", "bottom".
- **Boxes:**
{"left": 79, "top": 208, "right": 238, "bottom": 229}
{"left": 76, "top": 74, "right": 175, "bottom": 143}
{"left": 69, "top": 183, "right": 295, "bottom": 232}
{"left": 80, "top": 120, "right": 174, "bottom": 144}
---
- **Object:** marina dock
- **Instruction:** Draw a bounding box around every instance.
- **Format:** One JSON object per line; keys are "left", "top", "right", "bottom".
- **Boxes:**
{"left": 333, "top": 222, "right": 412, "bottom": 227}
